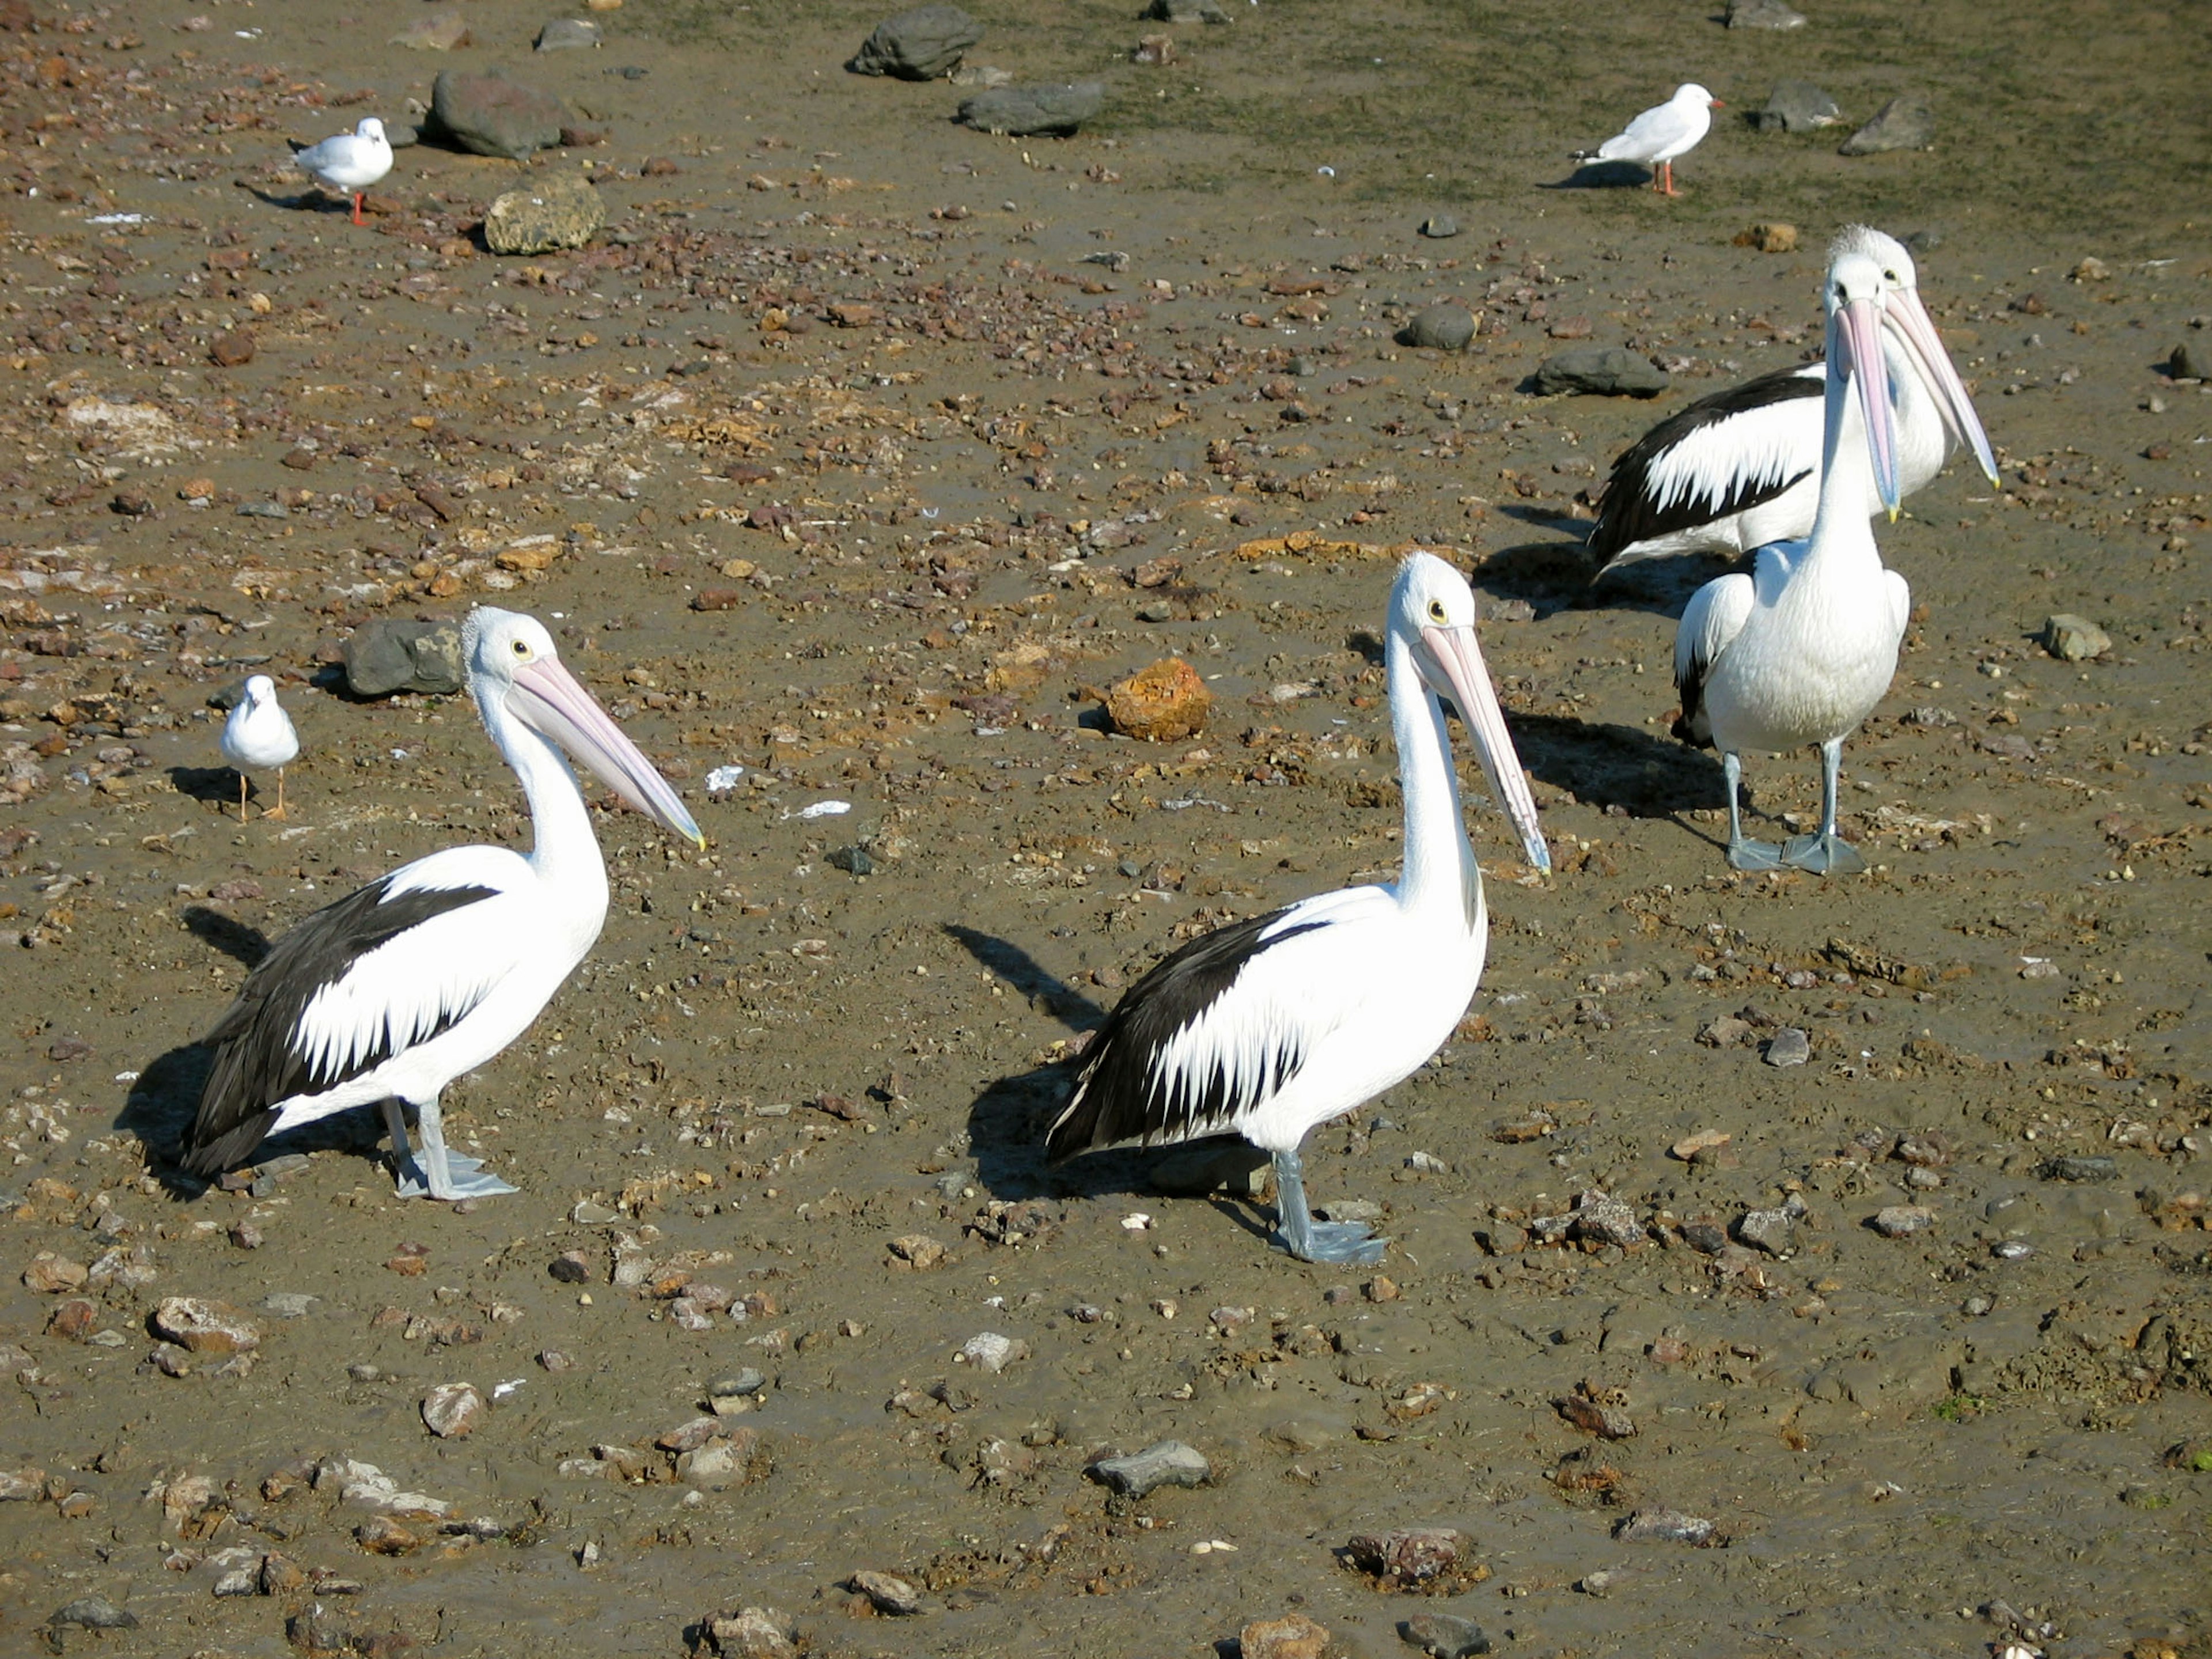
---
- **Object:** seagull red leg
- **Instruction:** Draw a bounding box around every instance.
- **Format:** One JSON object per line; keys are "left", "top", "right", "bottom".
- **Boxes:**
{"left": 351, "top": 191, "right": 365, "bottom": 226}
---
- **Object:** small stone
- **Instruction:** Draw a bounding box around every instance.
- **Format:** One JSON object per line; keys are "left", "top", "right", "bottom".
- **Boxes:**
{"left": 1615, "top": 1507, "right": 1715, "bottom": 1544}
{"left": 1533, "top": 346, "right": 1669, "bottom": 397}
{"left": 708, "top": 1370, "right": 766, "bottom": 1415}
{"left": 209, "top": 330, "right": 256, "bottom": 367}
{"left": 1570, "top": 1196, "right": 1643, "bottom": 1249}
{"left": 421, "top": 1381, "right": 486, "bottom": 1438}
{"left": 393, "top": 12, "right": 471, "bottom": 50}
{"left": 1696, "top": 1014, "right": 1753, "bottom": 1048}
{"left": 22, "top": 1251, "right": 87, "bottom": 1293}
{"left": 847, "top": 1569, "right": 922, "bottom": 1615}
{"left": 1400, "top": 301, "right": 1478, "bottom": 351}
{"left": 1734, "top": 1207, "right": 1794, "bottom": 1256}
{"left": 847, "top": 5, "right": 982, "bottom": 79}
{"left": 2041, "top": 613, "right": 2111, "bottom": 661}
{"left": 702, "top": 1606, "right": 798, "bottom": 1659}
{"left": 1416, "top": 214, "right": 1460, "bottom": 239}
{"left": 826, "top": 844, "right": 874, "bottom": 876}
{"left": 1132, "top": 32, "right": 1176, "bottom": 65}
{"left": 1763, "top": 1027, "right": 1811, "bottom": 1067}
{"left": 1872, "top": 1205, "right": 1937, "bottom": 1237}
{"left": 2039, "top": 1154, "right": 2118, "bottom": 1183}
{"left": 1555, "top": 1395, "right": 1636, "bottom": 1439}
{"left": 1752, "top": 80, "right": 1842, "bottom": 132}
{"left": 1401, "top": 1612, "right": 1493, "bottom": 1658}
{"left": 676, "top": 1429, "right": 766, "bottom": 1489}
{"left": 1732, "top": 221, "right": 1799, "bottom": 253}
{"left": 261, "top": 1292, "right": 318, "bottom": 1319}
{"left": 260, "top": 1552, "right": 306, "bottom": 1594}
{"left": 354, "top": 1513, "right": 421, "bottom": 1555}
{"left": 1346, "top": 1527, "right": 1463, "bottom": 1581}
{"left": 1839, "top": 96, "right": 1937, "bottom": 156}
{"left": 430, "top": 68, "right": 571, "bottom": 160}
{"left": 1, "top": 1467, "right": 48, "bottom": 1501}
{"left": 1670, "top": 1129, "right": 1730, "bottom": 1160}
{"left": 1727, "top": 0, "right": 1805, "bottom": 28}
{"left": 152, "top": 1296, "right": 260, "bottom": 1354}
{"left": 889, "top": 1234, "right": 949, "bottom": 1269}
{"left": 50, "top": 1596, "right": 138, "bottom": 1631}
{"left": 343, "top": 618, "right": 465, "bottom": 697}
{"left": 212, "top": 1564, "right": 258, "bottom": 1598}
{"left": 484, "top": 169, "right": 604, "bottom": 256}
{"left": 1240, "top": 1613, "right": 1331, "bottom": 1659}
{"left": 1105, "top": 656, "right": 1211, "bottom": 741}
{"left": 536, "top": 17, "right": 600, "bottom": 50}
{"left": 959, "top": 1331, "right": 1029, "bottom": 1373}
{"left": 2171, "top": 340, "right": 2212, "bottom": 381}
{"left": 956, "top": 81, "right": 1105, "bottom": 137}
{"left": 658, "top": 1415, "right": 724, "bottom": 1453}
{"left": 1088, "top": 1439, "right": 1210, "bottom": 1498}
{"left": 550, "top": 1250, "right": 593, "bottom": 1284}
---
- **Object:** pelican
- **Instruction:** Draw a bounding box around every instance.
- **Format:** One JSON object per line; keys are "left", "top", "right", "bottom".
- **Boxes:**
{"left": 291, "top": 116, "right": 392, "bottom": 226}
{"left": 1673, "top": 243, "right": 1903, "bottom": 875}
{"left": 1573, "top": 84, "right": 1722, "bottom": 196}
{"left": 178, "top": 608, "right": 704, "bottom": 1201}
{"left": 1590, "top": 226, "right": 1997, "bottom": 574}
{"left": 219, "top": 673, "right": 299, "bottom": 821}
{"left": 1046, "top": 553, "right": 1550, "bottom": 1265}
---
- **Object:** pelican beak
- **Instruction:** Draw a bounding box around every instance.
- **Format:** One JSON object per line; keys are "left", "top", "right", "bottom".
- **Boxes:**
{"left": 1883, "top": 284, "right": 1999, "bottom": 485}
{"left": 1420, "top": 622, "right": 1550, "bottom": 873}
{"left": 1835, "top": 293, "right": 1902, "bottom": 518}
{"left": 509, "top": 656, "right": 707, "bottom": 849}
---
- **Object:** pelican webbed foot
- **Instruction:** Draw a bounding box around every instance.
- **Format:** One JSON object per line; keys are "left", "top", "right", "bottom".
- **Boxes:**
{"left": 1269, "top": 1147, "right": 1389, "bottom": 1266}
{"left": 1781, "top": 832, "right": 1866, "bottom": 876}
{"left": 1725, "top": 836, "right": 1787, "bottom": 872}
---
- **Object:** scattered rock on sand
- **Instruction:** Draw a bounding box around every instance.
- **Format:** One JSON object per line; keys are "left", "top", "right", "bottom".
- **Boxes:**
{"left": 209, "top": 329, "right": 256, "bottom": 366}
{"left": 1763, "top": 1027, "right": 1810, "bottom": 1066}
{"left": 1400, "top": 1612, "right": 1493, "bottom": 1658}
{"left": 1088, "top": 1440, "right": 1210, "bottom": 1497}
{"left": 344, "top": 618, "right": 467, "bottom": 697}
{"left": 2041, "top": 612, "right": 2111, "bottom": 661}
{"left": 1753, "top": 79, "right": 1842, "bottom": 132}
{"left": 421, "top": 1382, "right": 485, "bottom": 1438}
{"left": 957, "top": 81, "right": 1105, "bottom": 137}
{"left": 151, "top": 1297, "right": 262, "bottom": 1354}
{"left": 1839, "top": 96, "right": 1936, "bottom": 155}
{"left": 431, "top": 69, "right": 571, "bottom": 160}
{"left": 1105, "top": 656, "right": 1211, "bottom": 740}
{"left": 1240, "top": 1613, "right": 1331, "bottom": 1659}
{"left": 2173, "top": 340, "right": 2212, "bottom": 381}
{"left": 1533, "top": 346, "right": 1669, "bottom": 397}
{"left": 536, "top": 18, "right": 601, "bottom": 50}
{"left": 846, "top": 5, "right": 982, "bottom": 79}
{"left": 1347, "top": 1526, "right": 1465, "bottom": 1582}
{"left": 393, "top": 12, "right": 472, "bottom": 50}
{"left": 1400, "top": 301, "right": 1477, "bottom": 351}
{"left": 1726, "top": 0, "right": 1805, "bottom": 28}
{"left": 695, "top": 1606, "right": 797, "bottom": 1658}
{"left": 1872, "top": 1204, "right": 1937, "bottom": 1237}
{"left": 1733, "top": 221, "right": 1799, "bottom": 253}
{"left": 847, "top": 1569, "right": 922, "bottom": 1614}
{"left": 1417, "top": 213, "right": 1460, "bottom": 239}
{"left": 1614, "top": 1507, "right": 1715, "bottom": 1544}
{"left": 22, "top": 1251, "right": 86, "bottom": 1292}
{"left": 1145, "top": 0, "right": 1233, "bottom": 19}
{"left": 484, "top": 170, "right": 605, "bottom": 254}
{"left": 49, "top": 1597, "right": 138, "bottom": 1632}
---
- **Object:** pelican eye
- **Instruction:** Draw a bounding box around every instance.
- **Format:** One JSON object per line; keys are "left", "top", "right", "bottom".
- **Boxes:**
{"left": 512, "top": 639, "right": 531, "bottom": 659}
{"left": 1426, "top": 599, "right": 1448, "bottom": 623}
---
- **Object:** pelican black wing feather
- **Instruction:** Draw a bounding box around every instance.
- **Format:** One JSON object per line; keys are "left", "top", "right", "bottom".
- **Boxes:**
{"left": 1046, "top": 909, "right": 1326, "bottom": 1159}
{"left": 180, "top": 878, "right": 499, "bottom": 1176}
{"left": 1587, "top": 365, "right": 1822, "bottom": 564}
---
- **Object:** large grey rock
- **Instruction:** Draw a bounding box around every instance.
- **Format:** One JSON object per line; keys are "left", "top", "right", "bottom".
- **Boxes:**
{"left": 1087, "top": 1440, "right": 1210, "bottom": 1498}
{"left": 1753, "top": 79, "right": 1842, "bottom": 133}
{"left": 1839, "top": 96, "right": 1936, "bottom": 156}
{"left": 1727, "top": 0, "right": 1805, "bottom": 27}
{"left": 344, "top": 619, "right": 466, "bottom": 698}
{"left": 1400, "top": 302, "right": 1477, "bottom": 351}
{"left": 2172, "top": 339, "right": 2212, "bottom": 381}
{"left": 535, "top": 18, "right": 600, "bottom": 51}
{"left": 484, "top": 169, "right": 604, "bottom": 254}
{"left": 1533, "top": 346, "right": 1669, "bottom": 397}
{"left": 2041, "top": 613, "right": 2110, "bottom": 661}
{"left": 431, "top": 69, "right": 570, "bottom": 160}
{"left": 957, "top": 81, "right": 1104, "bottom": 137}
{"left": 1143, "top": 0, "right": 1232, "bottom": 19}
{"left": 846, "top": 6, "right": 981, "bottom": 79}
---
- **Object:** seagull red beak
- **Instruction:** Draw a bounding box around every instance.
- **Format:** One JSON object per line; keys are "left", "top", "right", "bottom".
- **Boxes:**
{"left": 508, "top": 656, "right": 706, "bottom": 849}
{"left": 1420, "top": 622, "right": 1550, "bottom": 873}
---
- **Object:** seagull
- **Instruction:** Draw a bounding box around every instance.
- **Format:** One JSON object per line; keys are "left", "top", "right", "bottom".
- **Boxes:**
{"left": 291, "top": 116, "right": 392, "bottom": 226}
{"left": 1673, "top": 242, "right": 1904, "bottom": 875}
{"left": 178, "top": 608, "right": 704, "bottom": 1202}
{"left": 1574, "top": 83, "right": 1722, "bottom": 196}
{"left": 1046, "top": 553, "right": 1550, "bottom": 1265}
{"left": 1589, "top": 226, "right": 1997, "bottom": 574}
{"left": 219, "top": 673, "right": 300, "bottom": 821}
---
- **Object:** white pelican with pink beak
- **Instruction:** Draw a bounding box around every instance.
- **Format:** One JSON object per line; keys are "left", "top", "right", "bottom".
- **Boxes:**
{"left": 179, "top": 608, "right": 704, "bottom": 1200}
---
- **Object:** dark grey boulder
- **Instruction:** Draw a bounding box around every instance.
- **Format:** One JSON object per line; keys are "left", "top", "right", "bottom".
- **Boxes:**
{"left": 846, "top": 5, "right": 982, "bottom": 79}
{"left": 1533, "top": 346, "right": 1669, "bottom": 397}
{"left": 430, "top": 69, "right": 571, "bottom": 160}
{"left": 1727, "top": 0, "right": 1805, "bottom": 27}
{"left": 1839, "top": 96, "right": 1936, "bottom": 156}
{"left": 1143, "top": 0, "right": 1232, "bottom": 20}
{"left": 1752, "top": 79, "right": 1842, "bottom": 133}
{"left": 1086, "top": 1440, "right": 1210, "bottom": 1498}
{"left": 956, "top": 81, "right": 1104, "bottom": 137}
{"left": 1416, "top": 213, "right": 1460, "bottom": 238}
{"left": 2171, "top": 339, "right": 2211, "bottom": 381}
{"left": 344, "top": 619, "right": 467, "bottom": 698}
{"left": 1400, "top": 302, "right": 1478, "bottom": 351}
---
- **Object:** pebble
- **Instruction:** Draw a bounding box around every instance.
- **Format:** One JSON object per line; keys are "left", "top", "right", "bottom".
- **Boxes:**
{"left": 550, "top": 1249, "right": 593, "bottom": 1283}
{"left": 1753, "top": 80, "right": 1842, "bottom": 132}
{"left": 846, "top": 5, "right": 983, "bottom": 80}
{"left": 847, "top": 1569, "right": 922, "bottom": 1614}
{"left": 2040, "top": 613, "right": 2110, "bottom": 661}
{"left": 709, "top": 1370, "right": 767, "bottom": 1414}
{"left": 889, "top": 1233, "right": 949, "bottom": 1268}
{"left": 2172, "top": 340, "right": 2212, "bottom": 381}
{"left": 21, "top": 1251, "right": 87, "bottom": 1293}
{"left": 677, "top": 1429, "right": 763, "bottom": 1488}
{"left": 1614, "top": 1507, "right": 1715, "bottom": 1545}
{"left": 536, "top": 18, "right": 601, "bottom": 50}
{"left": 1733, "top": 222, "right": 1799, "bottom": 253}
{"left": 700, "top": 1606, "right": 798, "bottom": 1658}
{"left": 957, "top": 82, "right": 1106, "bottom": 137}
{"left": 209, "top": 329, "right": 257, "bottom": 368}
{"left": 49, "top": 1596, "right": 138, "bottom": 1631}
{"left": 958, "top": 1331, "right": 1028, "bottom": 1373}
{"left": 1105, "top": 656, "right": 1211, "bottom": 741}
{"left": 1839, "top": 96, "right": 1937, "bottom": 156}
{"left": 1240, "top": 1614, "right": 1331, "bottom": 1659}
{"left": 1088, "top": 1439, "right": 1210, "bottom": 1497}
{"left": 1, "top": 1467, "right": 47, "bottom": 1501}
{"left": 1992, "top": 1240, "right": 2034, "bottom": 1260}
{"left": 2039, "top": 1154, "right": 2118, "bottom": 1183}
{"left": 485, "top": 171, "right": 606, "bottom": 256}
{"left": 1670, "top": 1129, "right": 1731, "bottom": 1161}
{"left": 1145, "top": 0, "right": 1232, "bottom": 19}
{"left": 354, "top": 1513, "right": 422, "bottom": 1555}
{"left": 1734, "top": 1207, "right": 1794, "bottom": 1256}
{"left": 1416, "top": 214, "right": 1460, "bottom": 239}
{"left": 1555, "top": 1394, "right": 1636, "bottom": 1440}
{"left": 344, "top": 618, "right": 466, "bottom": 698}
{"left": 430, "top": 68, "right": 572, "bottom": 160}
{"left": 1346, "top": 1526, "right": 1464, "bottom": 1581}
{"left": 1533, "top": 346, "right": 1669, "bottom": 397}
{"left": 421, "top": 1381, "right": 486, "bottom": 1438}
{"left": 1726, "top": 0, "right": 1805, "bottom": 26}
{"left": 152, "top": 1296, "right": 261, "bottom": 1354}
{"left": 393, "top": 12, "right": 471, "bottom": 50}
{"left": 1763, "top": 1027, "right": 1810, "bottom": 1067}
{"left": 261, "top": 1292, "right": 319, "bottom": 1319}
{"left": 1400, "top": 1612, "right": 1493, "bottom": 1657}
{"left": 1872, "top": 1205, "right": 1937, "bottom": 1238}
{"left": 1400, "top": 301, "right": 1478, "bottom": 351}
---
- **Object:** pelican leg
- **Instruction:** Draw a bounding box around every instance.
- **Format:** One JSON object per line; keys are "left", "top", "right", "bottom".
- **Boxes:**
{"left": 1722, "top": 751, "right": 1785, "bottom": 871}
{"left": 1270, "top": 1146, "right": 1387, "bottom": 1266}
{"left": 264, "top": 766, "right": 289, "bottom": 822}
{"left": 391, "top": 1095, "right": 517, "bottom": 1201}
{"left": 1782, "top": 738, "right": 1866, "bottom": 875}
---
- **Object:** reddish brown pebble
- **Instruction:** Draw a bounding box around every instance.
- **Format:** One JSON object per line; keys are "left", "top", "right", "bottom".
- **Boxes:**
{"left": 1364, "top": 1275, "right": 1400, "bottom": 1302}
{"left": 421, "top": 1381, "right": 485, "bottom": 1438}
{"left": 1346, "top": 1527, "right": 1463, "bottom": 1582}
{"left": 1104, "top": 657, "right": 1211, "bottom": 742}
{"left": 46, "top": 1297, "right": 99, "bottom": 1340}
{"left": 1238, "top": 1613, "right": 1331, "bottom": 1659}
{"left": 22, "top": 1252, "right": 88, "bottom": 1293}
{"left": 354, "top": 1514, "right": 421, "bottom": 1555}
{"left": 210, "top": 331, "right": 256, "bottom": 367}
{"left": 229, "top": 1222, "right": 264, "bottom": 1250}
{"left": 690, "top": 588, "right": 746, "bottom": 612}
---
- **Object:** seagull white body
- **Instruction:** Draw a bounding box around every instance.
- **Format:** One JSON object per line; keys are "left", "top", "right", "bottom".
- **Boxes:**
{"left": 1673, "top": 244, "right": 1907, "bottom": 874}
{"left": 219, "top": 673, "right": 298, "bottom": 820}
{"left": 1047, "top": 554, "right": 1550, "bottom": 1264}
{"left": 294, "top": 116, "right": 392, "bottom": 225}
{"left": 1576, "top": 83, "right": 1720, "bottom": 195}
{"left": 1592, "top": 227, "right": 1998, "bottom": 573}
{"left": 180, "top": 609, "right": 704, "bottom": 1201}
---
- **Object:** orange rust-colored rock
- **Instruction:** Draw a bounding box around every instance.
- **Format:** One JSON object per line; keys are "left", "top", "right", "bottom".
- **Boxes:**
{"left": 1104, "top": 657, "right": 1210, "bottom": 743}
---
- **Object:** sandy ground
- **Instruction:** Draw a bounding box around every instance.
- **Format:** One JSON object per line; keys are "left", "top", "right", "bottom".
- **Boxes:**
{"left": 1, "top": 1, "right": 2209, "bottom": 1655}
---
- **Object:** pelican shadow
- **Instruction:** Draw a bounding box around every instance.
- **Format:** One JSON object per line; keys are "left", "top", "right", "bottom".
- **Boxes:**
{"left": 1541, "top": 160, "right": 1653, "bottom": 190}
{"left": 1473, "top": 536, "right": 1599, "bottom": 621}
{"left": 1508, "top": 710, "right": 1724, "bottom": 819}
{"left": 1583, "top": 547, "right": 1753, "bottom": 620}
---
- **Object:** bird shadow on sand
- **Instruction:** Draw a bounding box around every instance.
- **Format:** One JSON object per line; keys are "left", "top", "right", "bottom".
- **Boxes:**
{"left": 1472, "top": 534, "right": 1599, "bottom": 620}
{"left": 946, "top": 924, "right": 1274, "bottom": 1222}
{"left": 1541, "top": 160, "right": 1653, "bottom": 191}
{"left": 1509, "top": 711, "right": 1725, "bottom": 822}
{"left": 168, "top": 764, "right": 245, "bottom": 813}
{"left": 1581, "top": 548, "right": 1751, "bottom": 621}
{"left": 232, "top": 179, "right": 353, "bottom": 219}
